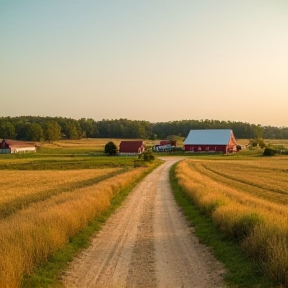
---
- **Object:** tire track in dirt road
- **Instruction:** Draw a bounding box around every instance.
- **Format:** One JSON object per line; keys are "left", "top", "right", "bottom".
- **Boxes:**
{"left": 62, "top": 157, "right": 225, "bottom": 288}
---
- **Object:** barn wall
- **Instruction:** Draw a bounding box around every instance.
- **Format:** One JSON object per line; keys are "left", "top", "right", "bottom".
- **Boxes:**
{"left": 228, "top": 138, "right": 237, "bottom": 152}
{"left": 184, "top": 145, "right": 227, "bottom": 154}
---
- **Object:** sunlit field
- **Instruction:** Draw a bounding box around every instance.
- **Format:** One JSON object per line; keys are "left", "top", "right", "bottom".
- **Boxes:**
{"left": 0, "top": 168, "right": 122, "bottom": 219}
{"left": 175, "top": 154, "right": 288, "bottom": 286}
{"left": 35, "top": 138, "right": 159, "bottom": 154}
{"left": 266, "top": 139, "right": 288, "bottom": 148}
{"left": 0, "top": 139, "right": 161, "bottom": 288}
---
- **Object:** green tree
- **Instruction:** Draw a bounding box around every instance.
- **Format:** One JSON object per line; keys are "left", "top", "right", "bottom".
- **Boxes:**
{"left": 142, "top": 150, "right": 155, "bottom": 162}
{"left": 104, "top": 141, "right": 118, "bottom": 155}
{"left": 43, "top": 121, "right": 61, "bottom": 141}
{"left": 15, "top": 121, "right": 30, "bottom": 140}
{"left": 257, "top": 138, "right": 265, "bottom": 149}
{"left": 27, "top": 123, "right": 43, "bottom": 141}
{"left": 79, "top": 118, "right": 98, "bottom": 138}
{"left": 65, "top": 122, "right": 80, "bottom": 139}
{"left": 150, "top": 133, "right": 157, "bottom": 140}
{"left": 253, "top": 124, "right": 263, "bottom": 139}
{"left": 0, "top": 121, "right": 16, "bottom": 139}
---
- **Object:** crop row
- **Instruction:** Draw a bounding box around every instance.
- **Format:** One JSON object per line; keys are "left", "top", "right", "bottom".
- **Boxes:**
{"left": 0, "top": 168, "right": 124, "bottom": 219}
{"left": 189, "top": 159, "right": 288, "bottom": 205}
{"left": 175, "top": 159, "right": 288, "bottom": 286}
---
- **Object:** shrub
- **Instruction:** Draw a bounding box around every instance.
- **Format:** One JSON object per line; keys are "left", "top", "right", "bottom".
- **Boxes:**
{"left": 138, "top": 150, "right": 155, "bottom": 162}
{"left": 263, "top": 146, "right": 277, "bottom": 156}
{"left": 104, "top": 141, "right": 118, "bottom": 155}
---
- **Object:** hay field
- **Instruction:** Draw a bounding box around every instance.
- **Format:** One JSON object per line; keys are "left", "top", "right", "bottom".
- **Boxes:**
{"left": 0, "top": 168, "right": 122, "bottom": 220}
{"left": 0, "top": 141, "right": 160, "bottom": 287}
{"left": 175, "top": 155, "right": 288, "bottom": 286}
{"left": 0, "top": 167, "right": 149, "bottom": 288}
{"left": 36, "top": 138, "right": 159, "bottom": 154}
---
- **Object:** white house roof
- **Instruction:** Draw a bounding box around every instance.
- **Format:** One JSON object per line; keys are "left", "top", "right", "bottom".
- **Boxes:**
{"left": 184, "top": 129, "right": 233, "bottom": 145}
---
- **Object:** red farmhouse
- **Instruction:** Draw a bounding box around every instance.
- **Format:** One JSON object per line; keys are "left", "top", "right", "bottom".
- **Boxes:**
{"left": 119, "top": 141, "right": 145, "bottom": 155}
{"left": 184, "top": 129, "right": 237, "bottom": 154}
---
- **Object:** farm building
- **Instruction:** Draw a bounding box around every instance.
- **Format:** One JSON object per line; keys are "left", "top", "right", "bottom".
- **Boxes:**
{"left": 0, "top": 139, "right": 37, "bottom": 154}
{"left": 183, "top": 129, "right": 237, "bottom": 154}
{"left": 153, "top": 140, "right": 177, "bottom": 152}
{"left": 159, "top": 140, "right": 177, "bottom": 146}
{"left": 119, "top": 140, "right": 145, "bottom": 155}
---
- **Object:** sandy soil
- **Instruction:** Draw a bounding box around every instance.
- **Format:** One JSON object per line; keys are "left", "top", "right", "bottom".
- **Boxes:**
{"left": 61, "top": 157, "right": 225, "bottom": 288}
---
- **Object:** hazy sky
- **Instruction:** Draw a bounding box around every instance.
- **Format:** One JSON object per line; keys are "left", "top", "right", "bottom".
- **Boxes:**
{"left": 1, "top": 1, "right": 288, "bottom": 127}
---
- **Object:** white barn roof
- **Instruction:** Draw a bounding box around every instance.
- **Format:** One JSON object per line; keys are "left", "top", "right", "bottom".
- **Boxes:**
{"left": 184, "top": 129, "right": 233, "bottom": 145}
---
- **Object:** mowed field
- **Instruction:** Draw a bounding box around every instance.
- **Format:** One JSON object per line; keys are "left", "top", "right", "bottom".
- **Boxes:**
{"left": 174, "top": 148, "right": 288, "bottom": 286}
{"left": 35, "top": 138, "right": 160, "bottom": 154}
{"left": 0, "top": 139, "right": 161, "bottom": 288}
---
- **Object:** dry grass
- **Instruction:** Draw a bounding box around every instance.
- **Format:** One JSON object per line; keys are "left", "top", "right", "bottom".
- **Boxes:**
{"left": 0, "top": 168, "right": 120, "bottom": 203}
{"left": 266, "top": 139, "right": 288, "bottom": 148}
{"left": 189, "top": 158, "right": 288, "bottom": 204}
{"left": 37, "top": 138, "right": 159, "bottom": 152}
{"left": 0, "top": 167, "right": 147, "bottom": 288}
{"left": 175, "top": 157, "right": 288, "bottom": 286}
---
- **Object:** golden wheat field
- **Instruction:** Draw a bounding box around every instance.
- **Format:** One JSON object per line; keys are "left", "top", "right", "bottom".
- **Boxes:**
{"left": 0, "top": 166, "right": 150, "bottom": 288}
{"left": 0, "top": 140, "right": 159, "bottom": 288}
{"left": 175, "top": 155, "right": 288, "bottom": 286}
{"left": 0, "top": 168, "right": 120, "bottom": 204}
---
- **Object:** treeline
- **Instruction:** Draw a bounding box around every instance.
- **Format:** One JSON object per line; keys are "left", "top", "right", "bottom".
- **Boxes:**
{"left": 0, "top": 116, "right": 287, "bottom": 141}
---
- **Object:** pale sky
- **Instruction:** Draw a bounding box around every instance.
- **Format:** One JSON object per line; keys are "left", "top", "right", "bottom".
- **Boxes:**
{"left": 1, "top": 0, "right": 288, "bottom": 127}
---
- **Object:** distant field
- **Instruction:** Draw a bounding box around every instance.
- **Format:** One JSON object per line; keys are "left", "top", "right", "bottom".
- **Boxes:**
{"left": 35, "top": 138, "right": 160, "bottom": 154}
{"left": 265, "top": 139, "right": 288, "bottom": 148}
{"left": 175, "top": 154, "right": 288, "bottom": 286}
{"left": 0, "top": 155, "right": 140, "bottom": 170}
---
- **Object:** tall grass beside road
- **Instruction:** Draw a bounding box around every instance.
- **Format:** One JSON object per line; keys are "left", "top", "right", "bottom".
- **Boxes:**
{"left": 174, "top": 157, "right": 288, "bottom": 287}
{"left": 0, "top": 167, "right": 149, "bottom": 288}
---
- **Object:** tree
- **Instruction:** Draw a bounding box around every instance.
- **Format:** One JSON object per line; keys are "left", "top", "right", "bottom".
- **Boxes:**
{"left": 27, "top": 123, "right": 43, "bottom": 141}
{"left": 253, "top": 124, "right": 263, "bottom": 139}
{"left": 0, "top": 121, "right": 16, "bottom": 139}
{"left": 104, "top": 141, "right": 118, "bottom": 155}
{"left": 79, "top": 118, "right": 98, "bottom": 138}
{"left": 150, "top": 133, "right": 157, "bottom": 140}
{"left": 43, "top": 121, "right": 61, "bottom": 141}
{"left": 142, "top": 150, "right": 155, "bottom": 162}
{"left": 65, "top": 122, "right": 80, "bottom": 139}
{"left": 15, "top": 122, "right": 30, "bottom": 140}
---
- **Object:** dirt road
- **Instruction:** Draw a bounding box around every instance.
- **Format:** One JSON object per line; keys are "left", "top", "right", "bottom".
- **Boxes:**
{"left": 62, "top": 157, "right": 225, "bottom": 288}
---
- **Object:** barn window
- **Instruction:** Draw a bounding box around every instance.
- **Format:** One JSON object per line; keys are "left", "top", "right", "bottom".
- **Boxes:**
{"left": 206, "top": 147, "right": 209, "bottom": 151}
{"left": 198, "top": 147, "right": 201, "bottom": 151}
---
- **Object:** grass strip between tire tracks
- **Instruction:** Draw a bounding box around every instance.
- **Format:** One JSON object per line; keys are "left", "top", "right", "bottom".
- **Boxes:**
{"left": 169, "top": 162, "right": 277, "bottom": 288}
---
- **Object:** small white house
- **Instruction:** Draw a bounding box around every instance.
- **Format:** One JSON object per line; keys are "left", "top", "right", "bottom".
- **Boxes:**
{"left": 0, "top": 139, "right": 37, "bottom": 154}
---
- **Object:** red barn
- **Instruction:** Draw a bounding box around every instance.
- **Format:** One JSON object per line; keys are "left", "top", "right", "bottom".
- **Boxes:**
{"left": 119, "top": 141, "right": 145, "bottom": 155}
{"left": 183, "top": 129, "right": 237, "bottom": 154}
